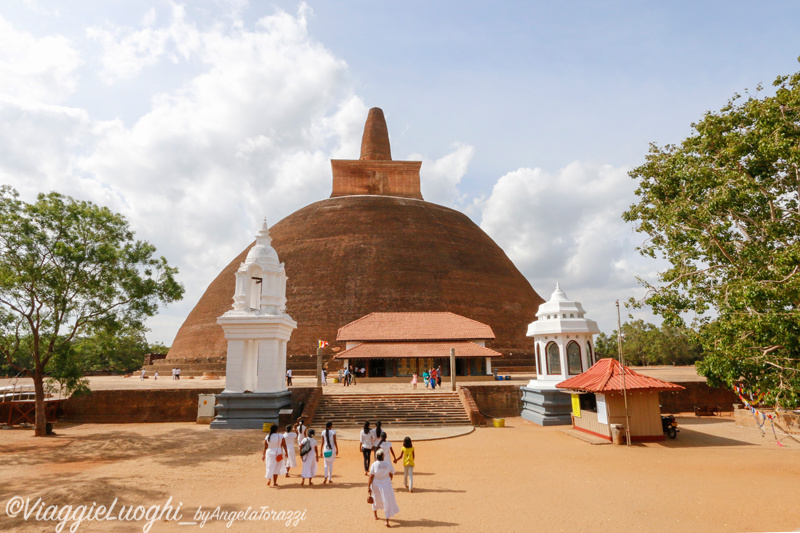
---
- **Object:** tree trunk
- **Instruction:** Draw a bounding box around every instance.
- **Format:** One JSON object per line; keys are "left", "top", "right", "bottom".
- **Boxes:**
{"left": 33, "top": 365, "right": 47, "bottom": 437}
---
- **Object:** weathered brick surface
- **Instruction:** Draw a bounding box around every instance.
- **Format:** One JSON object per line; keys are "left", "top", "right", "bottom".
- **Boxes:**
{"left": 462, "top": 385, "right": 523, "bottom": 418}
{"left": 657, "top": 381, "right": 738, "bottom": 413}
{"left": 458, "top": 387, "right": 484, "bottom": 425}
{"left": 330, "top": 160, "right": 423, "bottom": 199}
{"left": 168, "top": 195, "right": 544, "bottom": 363}
{"left": 59, "top": 388, "right": 315, "bottom": 424}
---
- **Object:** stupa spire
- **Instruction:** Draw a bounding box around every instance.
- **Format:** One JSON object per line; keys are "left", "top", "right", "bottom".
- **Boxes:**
{"left": 359, "top": 107, "right": 392, "bottom": 161}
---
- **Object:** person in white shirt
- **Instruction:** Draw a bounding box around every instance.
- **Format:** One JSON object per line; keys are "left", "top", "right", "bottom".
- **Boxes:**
{"left": 360, "top": 421, "right": 374, "bottom": 475}
{"left": 286, "top": 368, "right": 293, "bottom": 387}
{"left": 261, "top": 424, "right": 288, "bottom": 487}
{"left": 281, "top": 424, "right": 298, "bottom": 477}
{"left": 299, "top": 429, "right": 319, "bottom": 485}
{"left": 368, "top": 449, "right": 399, "bottom": 526}
{"left": 321, "top": 421, "right": 338, "bottom": 484}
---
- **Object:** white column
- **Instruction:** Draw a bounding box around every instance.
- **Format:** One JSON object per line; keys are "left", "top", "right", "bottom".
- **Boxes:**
{"left": 225, "top": 340, "right": 245, "bottom": 393}
{"left": 485, "top": 357, "right": 492, "bottom": 375}
{"left": 256, "top": 338, "right": 281, "bottom": 393}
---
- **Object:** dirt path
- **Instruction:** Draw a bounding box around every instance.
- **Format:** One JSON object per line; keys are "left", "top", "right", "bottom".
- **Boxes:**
{"left": 0, "top": 415, "right": 797, "bottom": 532}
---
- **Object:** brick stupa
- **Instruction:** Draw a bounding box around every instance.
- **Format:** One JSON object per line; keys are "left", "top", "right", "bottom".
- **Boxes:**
{"left": 164, "top": 107, "right": 544, "bottom": 375}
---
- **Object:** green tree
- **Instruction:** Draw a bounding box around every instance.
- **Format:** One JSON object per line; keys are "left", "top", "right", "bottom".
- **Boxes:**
{"left": 624, "top": 65, "right": 800, "bottom": 408}
{"left": 73, "top": 326, "right": 151, "bottom": 373}
{"left": 0, "top": 187, "right": 184, "bottom": 435}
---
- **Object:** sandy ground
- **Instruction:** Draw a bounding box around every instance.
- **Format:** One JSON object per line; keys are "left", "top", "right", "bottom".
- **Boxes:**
{"left": 1, "top": 415, "right": 798, "bottom": 533}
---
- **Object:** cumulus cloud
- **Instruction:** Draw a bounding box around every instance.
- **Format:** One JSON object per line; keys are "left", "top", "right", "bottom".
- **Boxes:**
{"left": 0, "top": 4, "right": 367, "bottom": 343}
{"left": 415, "top": 143, "right": 475, "bottom": 207}
{"left": 0, "top": 15, "right": 81, "bottom": 102}
{"left": 478, "top": 161, "right": 665, "bottom": 331}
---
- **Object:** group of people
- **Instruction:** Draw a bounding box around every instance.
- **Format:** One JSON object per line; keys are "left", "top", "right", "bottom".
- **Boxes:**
{"left": 340, "top": 365, "right": 364, "bottom": 386}
{"left": 412, "top": 366, "right": 442, "bottom": 390}
{"left": 261, "top": 417, "right": 415, "bottom": 527}
{"left": 171, "top": 367, "right": 181, "bottom": 380}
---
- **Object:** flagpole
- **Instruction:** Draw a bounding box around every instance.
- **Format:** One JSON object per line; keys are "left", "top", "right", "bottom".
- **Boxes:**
{"left": 616, "top": 300, "right": 631, "bottom": 447}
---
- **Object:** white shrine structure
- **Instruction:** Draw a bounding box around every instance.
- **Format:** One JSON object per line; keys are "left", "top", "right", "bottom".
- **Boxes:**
{"left": 521, "top": 283, "right": 600, "bottom": 425}
{"left": 210, "top": 220, "right": 297, "bottom": 429}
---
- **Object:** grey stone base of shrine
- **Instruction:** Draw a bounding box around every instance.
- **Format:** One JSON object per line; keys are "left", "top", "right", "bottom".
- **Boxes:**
{"left": 521, "top": 386, "right": 572, "bottom": 426}
{"left": 210, "top": 391, "right": 291, "bottom": 429}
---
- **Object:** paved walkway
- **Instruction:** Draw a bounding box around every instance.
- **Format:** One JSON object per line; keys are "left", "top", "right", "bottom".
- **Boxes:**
{"left": 0, "top": 365, "right": 705, "bottom": 394}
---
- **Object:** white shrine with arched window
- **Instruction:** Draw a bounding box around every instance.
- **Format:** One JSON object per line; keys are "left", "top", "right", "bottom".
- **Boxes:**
{"left": 211, "top": 220, "right": 297, "bottom": 429}
{"left": 527, "top": 283, "right": 600, "bottom": 389}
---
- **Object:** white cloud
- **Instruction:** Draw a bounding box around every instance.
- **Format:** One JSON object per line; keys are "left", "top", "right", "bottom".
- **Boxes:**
{"left": 416, "top": 143, "right": 475, "bottom": 207}
{"left": 0, "top": 5, "right": 367, "bottom": 343}
{"left": 0, "top": 15, "right": 81, "bottom": 103}
{"left": 478, "top": 161, "right": 666, "bottom": 332}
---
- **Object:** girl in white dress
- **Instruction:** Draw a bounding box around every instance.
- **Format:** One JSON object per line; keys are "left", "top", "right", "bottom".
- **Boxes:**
{"left": 368, "top": 449, "right": 399, "bottom": 527}
{"left": 376, "top": 431, "right": 399, "bottom": 471}
{"left": 299, "top": 429, "right": 319, "bottom": 485}
{"left": 281, "top": 424, "right": 298, "bottom": 477}
{"left": 261, "top": 424, "right": 287, "bottom": 487}
{"left": 321, "top": 421, "right": 338, "bottom": 484}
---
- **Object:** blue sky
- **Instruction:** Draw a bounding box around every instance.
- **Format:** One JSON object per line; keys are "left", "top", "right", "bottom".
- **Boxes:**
{"left": 2, "top": 1, "right": 800, "bottom": 344}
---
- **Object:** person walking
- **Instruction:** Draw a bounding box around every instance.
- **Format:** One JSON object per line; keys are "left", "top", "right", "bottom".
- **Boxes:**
{"left": 299, "top": 429, "right": 319, "bottom": 485}
{"left": 411, "top": 372, "right": 418, "bottom": 390}
{"left": 394, "top": 436, "right": 415, "bottom": 492}
{"left": 429, "top": 368, "right": 437, "bottom": 390}
{"left": 286, "top": 368, "right": 293, "bottom": 387}
{"left": 360, "top": 421, "right": 373, "bottom": 476}
{"left": 437, "top": 365, "right": 442, "bottom": 387}
{"left": 321, "top": 368, "right": 328, "bottom": 386}
{"left": 343, "top": 366, "right": 350, "bottom": 387}
{"left": 376, "top": 431, "right": 399, "bottom": 468}
{"left": 422, "top": 369, "right": 429, "bottom": 388}
{"left": 350, "top": 365, "right": 357, "bottom": 385}
{"left": 281, "top": 424, "right": 298, "bottom": 478}
{"left": 296, "top": 417, "right": 307, "bottom": 439}
{"left": 368, "top": 449, "right": 399, "bottom": 527}
{"left": 371, "top": 420, "right": 383, "bottom": 460}
{"left": 140, "top": 368, "right": 146, "bottom": 381}
{"left": 321, "top": 421, "right": 338, "bottom": 484}
{"left": 262, "top": 424, "right": 288, "bottom": 487}
{"left": 176, "top": 367, "right": 181, "bottom": 380}
{"left": 154, "top": 371, "right": 158, "bottom": 381}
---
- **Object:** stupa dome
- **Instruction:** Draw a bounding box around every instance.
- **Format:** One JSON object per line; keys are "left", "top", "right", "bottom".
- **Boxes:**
{"left": 168, "top": 108, "right": 544, "bottom": 359}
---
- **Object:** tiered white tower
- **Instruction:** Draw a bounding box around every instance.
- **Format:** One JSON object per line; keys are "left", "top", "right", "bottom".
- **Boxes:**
{"left": 522, "top": 283, "right": 599, "bottom": 425}
{"left": 210, "top": 220, "right": 297, "bottom": 429}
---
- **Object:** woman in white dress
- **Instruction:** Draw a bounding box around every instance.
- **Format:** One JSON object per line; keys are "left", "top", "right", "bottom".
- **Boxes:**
{"left": 321, "top": 421, "right": 338, "bottom": 484}
{"left": 299, "top": 429, "right": 319, "bottom": 485}
{"left": 281, "top": 424, "right": 298, "bottom": 477}
{"left": 261, "top": 424, "right": 288, "bottom": 487}
{"left": 368, "top": 449, "right": 399, "bottom": 527}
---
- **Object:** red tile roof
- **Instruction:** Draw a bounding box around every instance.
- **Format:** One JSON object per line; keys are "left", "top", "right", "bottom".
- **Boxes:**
{"left": 556, "top": 358, "right": 685, "bottom": 393}
{"left": 333, "top": 341, "right": 501, "bottom": 359}
{"left": 336, "top": 312, "right": 495, "bottom": 342}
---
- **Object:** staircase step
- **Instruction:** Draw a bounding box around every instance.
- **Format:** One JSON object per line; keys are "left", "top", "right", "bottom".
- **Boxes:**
{"left": 311, "top": 392, "right": 470, "bottom": 428}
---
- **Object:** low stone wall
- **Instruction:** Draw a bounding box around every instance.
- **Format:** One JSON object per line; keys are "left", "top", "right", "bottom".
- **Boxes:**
{"left": 461, "top": 381, "right": 740, "bottom": 420}
{"left": 658, "top": 382, "right": 738, "bottom": 413}
{"left": 457, "top": 387, "right": 484, "bottom": 425}
{"left": 461, "top": 385, "right": 522, "bottom": 418}
{"left": 59, "top": 387, "right": 315, "bottom": 424}
{"left": 733, "top": 405, "right": 800, "bottom": 435}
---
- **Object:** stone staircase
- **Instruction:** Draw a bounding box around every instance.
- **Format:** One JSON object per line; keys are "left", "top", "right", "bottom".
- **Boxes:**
{"left": 311, "top": 392, "right": 471, "bottom": 427}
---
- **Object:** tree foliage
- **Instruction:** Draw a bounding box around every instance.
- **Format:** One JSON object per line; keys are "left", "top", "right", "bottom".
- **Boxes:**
{"left": 624, "top": 65, "right": 800, "bottom": 408}
{"left": 0, "top": 187, "right": 184, "bottom": 435}
{"left": 594, "top": 320, "right": 703, "bottom": 366}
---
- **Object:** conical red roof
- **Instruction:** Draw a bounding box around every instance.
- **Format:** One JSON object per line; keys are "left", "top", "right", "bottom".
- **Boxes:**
{"left": 556, "top": 358, "right": 684, "bottom": 393}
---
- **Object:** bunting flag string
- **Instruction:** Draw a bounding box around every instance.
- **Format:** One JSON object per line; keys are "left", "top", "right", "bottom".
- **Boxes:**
{"left": 733, "top": 384, "right": 784, "bottom": 446}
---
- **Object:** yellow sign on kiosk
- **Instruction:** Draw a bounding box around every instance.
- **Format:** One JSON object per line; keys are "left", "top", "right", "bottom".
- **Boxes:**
{"left": 571, "top": 394, "right": 581, "bottom": 418}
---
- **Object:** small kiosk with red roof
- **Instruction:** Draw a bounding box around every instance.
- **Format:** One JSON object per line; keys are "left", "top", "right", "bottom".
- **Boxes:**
{"left": 556, "top": 358, "right": 684, "bottom": 442}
